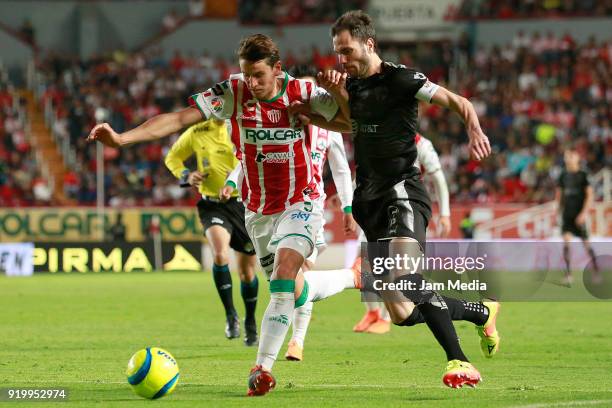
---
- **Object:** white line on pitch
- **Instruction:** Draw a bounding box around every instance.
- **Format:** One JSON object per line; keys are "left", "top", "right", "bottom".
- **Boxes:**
{"left": 509, "top": 400, "right": 612, "bottom": 408}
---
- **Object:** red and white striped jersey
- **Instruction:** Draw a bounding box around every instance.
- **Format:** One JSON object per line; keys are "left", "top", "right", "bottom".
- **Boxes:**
{"left": 414, "top": 133, "right": 442, "bottom": 175}
{"left": 308, "top": 125, "right": 353, "bottom": 209}
{"left": 189, "top": 72, "right": 339, "bottom": 215}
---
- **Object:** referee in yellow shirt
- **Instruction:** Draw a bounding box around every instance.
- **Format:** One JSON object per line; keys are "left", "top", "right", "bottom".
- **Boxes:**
{"left": 165, "top": 118, "right": 259, "bottom": 346}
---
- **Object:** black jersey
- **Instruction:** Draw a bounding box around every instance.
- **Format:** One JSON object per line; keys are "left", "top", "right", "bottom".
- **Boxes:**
{"left": 558, "top": 169, "right": 590, "bottom": 215}
{"left": 347, "top": 62, "right": 438, "bottom": 200}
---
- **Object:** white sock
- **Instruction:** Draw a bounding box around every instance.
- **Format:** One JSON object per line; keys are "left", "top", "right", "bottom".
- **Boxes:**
{"left": 256, "top": 291, "right": 294, "bottom": 371}
{"left": 380, "top": 305, "right": 390, "bottom": 321}
{"left": 365, "top": 301, "right": 381, "bottom": 311}
{"left": 304, "top": 269, "right": 355, "bottom": 302}
{"left": 291, "top": 301, "right": 313, "bottom": 348}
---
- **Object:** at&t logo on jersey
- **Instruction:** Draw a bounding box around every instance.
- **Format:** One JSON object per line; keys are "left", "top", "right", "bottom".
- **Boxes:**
{"left": 256, "top": 151, "right": 296, "bottom": 164}
{"left": 244, "top": 128, "right": 302, "bottom": 143}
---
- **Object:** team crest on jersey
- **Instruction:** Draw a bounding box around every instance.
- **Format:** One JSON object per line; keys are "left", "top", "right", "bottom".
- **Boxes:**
{"left": 266, "top": 109, "right": 281, "bottom": 123}
{"left": 211, "top": 97, "right": 224, "bottom": 112}
{"left": 316, "top": 138, "right": 327, "bottom": 152}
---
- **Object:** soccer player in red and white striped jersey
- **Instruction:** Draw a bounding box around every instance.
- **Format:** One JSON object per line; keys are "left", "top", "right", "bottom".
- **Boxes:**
{"left": 87, "top": 34, "right": 354, "bottom": 397}
{"left": 189, "top": 67, "right": 340, "bottom": 215}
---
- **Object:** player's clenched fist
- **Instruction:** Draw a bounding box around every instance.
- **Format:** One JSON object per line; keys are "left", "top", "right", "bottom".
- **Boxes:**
{"left": 87, "top": 123, "right": 121, "bottom": 148}
{"left": 219, "top": 185, "right": 234, "bottom": 202}
{"left": 287, "top": 101, "right": 312, "bottom": 126}
{"left": 317, "top": 70, "right": 347, "bottom": 95}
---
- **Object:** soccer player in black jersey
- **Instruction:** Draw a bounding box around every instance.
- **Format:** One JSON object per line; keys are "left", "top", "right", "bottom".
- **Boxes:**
{"left": 291, "top": 10, "right": 498, "bottom": 388}
{"left": 555, "top": 147, "right": 600, "bottom": 285}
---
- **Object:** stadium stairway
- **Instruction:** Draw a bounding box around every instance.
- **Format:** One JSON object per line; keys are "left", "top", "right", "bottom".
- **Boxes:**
{"left": 21, "top": 89, "right": 72, "bottom": 204}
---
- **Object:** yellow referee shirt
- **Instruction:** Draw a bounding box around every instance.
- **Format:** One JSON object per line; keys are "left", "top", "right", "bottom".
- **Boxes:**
{"left": 165, "top": 119, "right": 239, "bottom": 198}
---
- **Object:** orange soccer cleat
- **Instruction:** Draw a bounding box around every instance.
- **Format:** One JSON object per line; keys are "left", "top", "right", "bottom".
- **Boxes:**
{"left": 353, "top": 309, "right": 380, "bottom": 332}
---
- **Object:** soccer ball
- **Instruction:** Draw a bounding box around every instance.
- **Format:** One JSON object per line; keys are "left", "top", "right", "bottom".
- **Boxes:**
{"left": 126, "top": 347, "right": 179, "bottom": 399}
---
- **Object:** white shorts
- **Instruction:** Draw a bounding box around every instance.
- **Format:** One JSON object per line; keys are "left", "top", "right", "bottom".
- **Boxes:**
{"left": 305, "top": 197, "right": 328, "bottom": 264}
{"left": 245, "top": 200, "right": 323, "bottom": 279}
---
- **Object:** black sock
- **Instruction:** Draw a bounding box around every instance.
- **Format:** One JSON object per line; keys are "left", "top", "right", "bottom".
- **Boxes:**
{"left": 563, "top": 245, "right": 571, "bottom": 276}
{"left": 417, "top": 293, "right": 468, "bottom": 362}
{"left": 587, "top": 248, "right": 599, "bottom": 271}
{"left": 407, "top": 297, "right": 489, "bottom": 326}
{"left": 241, "top": 276, "right": 259, "bottom": 325}
{"left": 445, "top": 297, "right": 489, "bottom": 326}
{"left": 212, "top": 264, "right": 236, "bottom": 318}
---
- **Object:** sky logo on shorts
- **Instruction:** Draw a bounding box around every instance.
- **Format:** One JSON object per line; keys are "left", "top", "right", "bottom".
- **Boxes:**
{"left": 211, "top": 217, "right": 224, "bottom": 224}
{"left": 291, "top": 211, "right": 311, "bottom": 222}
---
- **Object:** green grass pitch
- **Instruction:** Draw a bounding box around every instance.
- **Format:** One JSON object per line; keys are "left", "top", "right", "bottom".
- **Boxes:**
{"left": 1, "top": 272, "right": 612, "bottom": 407}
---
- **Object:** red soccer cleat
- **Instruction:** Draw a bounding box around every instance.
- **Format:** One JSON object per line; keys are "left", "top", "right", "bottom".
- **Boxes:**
{"left": 247, "top": 365, "right": 276, "bottom": 396}
{"left": 442, "top": 360, "right": 482, "bottom": 389}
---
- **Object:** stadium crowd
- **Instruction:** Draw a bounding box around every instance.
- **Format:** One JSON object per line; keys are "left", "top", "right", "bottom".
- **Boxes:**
{"left": 455, "top": 0, "right": 612, "bottom": 19}
{"left": 0, "top": 80, "right": 54, "bottom": 206}
{"left": 2, "top": 29, "right": 609, "bottom": 207}
{"left": 239, "top": 0, "right": 367, "bottom": 25}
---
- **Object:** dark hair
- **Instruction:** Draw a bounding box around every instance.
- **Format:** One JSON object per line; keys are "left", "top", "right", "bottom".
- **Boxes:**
{"left": 331, "top": 10, "right": 376, "bottom": 44}
{"left": 564, "top": 143, "right": 578, "bottom": 152}
{"left": 287, "top": 64, "right": 318, "bottom": 79}
{"left": 237, "top": 34, "right": 280, "bottom": 66}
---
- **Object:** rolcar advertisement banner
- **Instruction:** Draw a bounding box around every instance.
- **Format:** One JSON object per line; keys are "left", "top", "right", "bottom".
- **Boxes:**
{"left": 33, "top": 242, "right": 203, "bottom": 273}
{"left": 359, "top": 241, "right": 612, "bottom": 302}
{"left": 0, "top": 207, "right": 203, "bottom": 242}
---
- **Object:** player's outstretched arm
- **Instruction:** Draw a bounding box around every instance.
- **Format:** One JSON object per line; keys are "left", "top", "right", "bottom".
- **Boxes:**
{"left": 288, "top": 101, "right": 351, "bottom": 132}
{"left": 308, "top": 112, "right": 351, "bottom": 132}
{"left": 87, "top": 107, "right": 202, "bottom": 147}
{"left": 430, "top": 87, "right": 491, "bottom": 161}
{"left": 430, "top": 169, "right": 451, "bottom": 237}
{"left": 554, "top": 187, "right": 562, "bottom": 214}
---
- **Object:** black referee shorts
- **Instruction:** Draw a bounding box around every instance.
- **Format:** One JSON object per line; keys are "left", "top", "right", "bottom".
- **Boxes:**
{"left": 197, "top": 197, "right": 255, "bottom": 255}
{"left": 353, "top": 177, "right": 432, "bottom": 251}
{"left": 561, "top": 213, "right": 589, "bottom": 239}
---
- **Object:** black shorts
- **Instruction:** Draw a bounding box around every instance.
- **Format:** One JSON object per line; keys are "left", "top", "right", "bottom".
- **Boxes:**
{"left": 197, "top": 197, "right": 255, "bottom": 255}
{"left": 561, "top": 213, "right": 588, "bottom": 239}
{"left": 353, "top": 177, "right": 432, "bottom": 250}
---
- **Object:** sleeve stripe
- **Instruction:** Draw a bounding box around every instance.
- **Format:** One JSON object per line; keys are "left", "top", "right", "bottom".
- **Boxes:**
{"left": 415, "top": 81, "right": 440, "bottom": 103}
{"left": 189, "top": 94, "right": 211, "bottom": 119}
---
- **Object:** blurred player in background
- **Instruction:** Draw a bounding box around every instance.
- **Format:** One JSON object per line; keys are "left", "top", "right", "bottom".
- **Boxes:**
{"left": 555, "top": 146, "right": 600, "bottom": 285}
{"left": 165, "top": 119, "right": 259, "bottom": 346}
{"left": 354, "top": 133, "right": 451, "bottom": 334}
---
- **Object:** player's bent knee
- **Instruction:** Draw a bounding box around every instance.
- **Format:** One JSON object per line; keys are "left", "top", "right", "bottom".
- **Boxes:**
{"left": 395, "top": 310, "right": 421, "bottom": 327}
{"left": 277, "top": 235, "right": 312, "bottom": 259}
{"left": 213, "top": 252, "right": 230, "bottom": 265}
